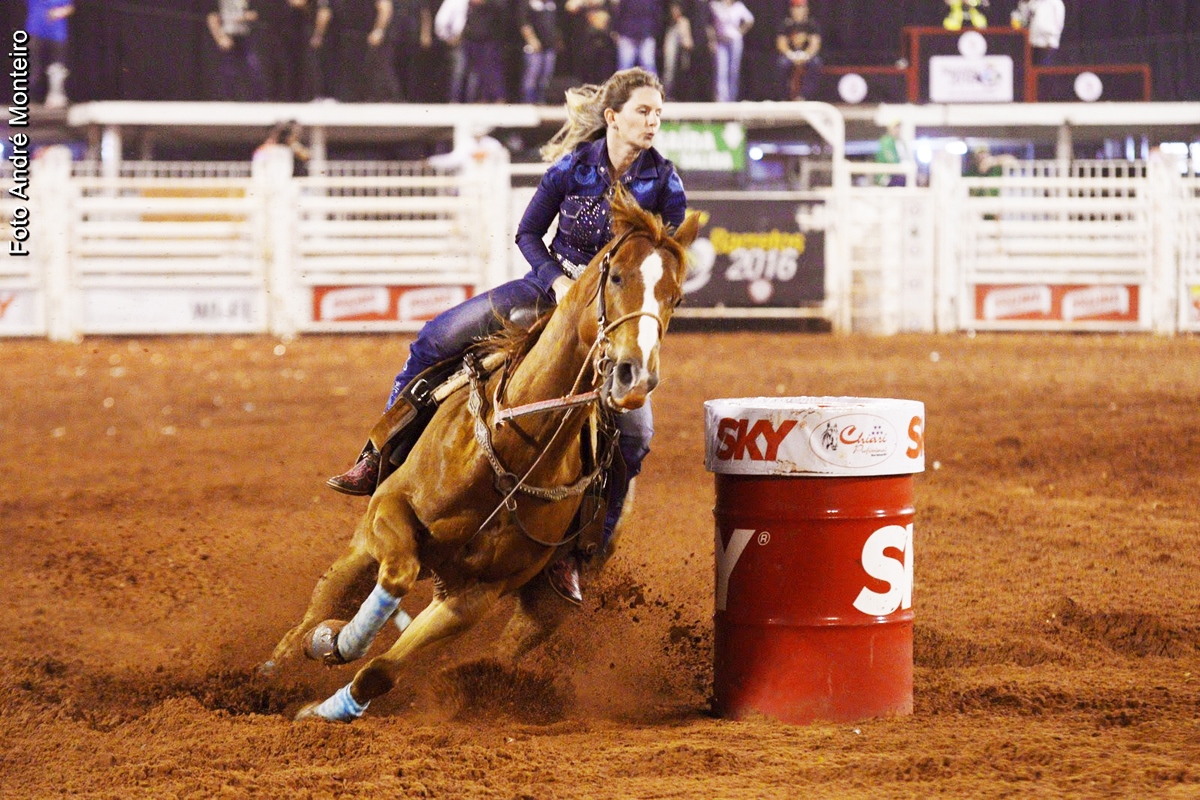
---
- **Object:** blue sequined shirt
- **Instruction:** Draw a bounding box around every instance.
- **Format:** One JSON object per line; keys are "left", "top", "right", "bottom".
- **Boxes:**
{"left": 515, "top": 137, "right": 688, "bottom": 293}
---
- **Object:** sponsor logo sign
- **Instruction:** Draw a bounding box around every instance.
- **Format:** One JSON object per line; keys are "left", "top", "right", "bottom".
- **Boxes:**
{"left": 929, "top": 54, "right": 1014, "bottom": 103}
{"left": 704, "top": 397, "right": 925, "bottom": 477}
{"left": 684, "top": 199, "right": 824, "bottom": 309}
{"left": 83, "top": 288, "right": 261, "bottom": 331}
{"left": 975, "top": 283, "right": 1139, "bottom": 323}
{"left": 312, "top": 285, "right": 470, "bottom": 323}
{"left": 656, "top": 121, "right": 746, "bottom": 172}
{"left": 715, "top": 522, "right": 914, "bottom": 616}
{"left": 0, "top": 289, "right": 37, "bottom": 331}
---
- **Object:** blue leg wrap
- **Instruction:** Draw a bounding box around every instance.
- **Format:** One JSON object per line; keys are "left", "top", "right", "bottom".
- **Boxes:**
{"left": 337, "top": 584, "right": 401, "bottom": 662}
{"left": 311, "top": 683, "right": 369, "bottom": 722}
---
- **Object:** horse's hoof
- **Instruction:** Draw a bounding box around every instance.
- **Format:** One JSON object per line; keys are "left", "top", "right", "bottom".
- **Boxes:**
{"left": 304, "top": 620, "right": 349, "bottom": 666}
{"left": 295, "top": 702, "right": 327, "bottom": 722}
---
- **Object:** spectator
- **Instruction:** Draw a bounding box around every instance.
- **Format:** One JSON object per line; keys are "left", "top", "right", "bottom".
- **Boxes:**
{"left": 392, "top": 0, "right": 434, "bottom": 101}
{"left": 434, "top": 0, "right": 469, "bottom": 101}
{"left": 208, "top": 0, "right": 269, "bottom": 101}
{"left": 462, "top": 0, "right": 509, "bottom": 102}
{"left": 1013, "top": 0, "right": 1065, "bottom": 66}
{"left": 292, "top": 0, "right": 333, "bottom": 100}
{"left": 942, "top": 0, "right": 987, "bottom": 31}
{"left": 329, "top": 0, "right": 400, "bottom": 101}
{"left": 517, "top": 0, "right": 563, "bottom": 105}
{"left": 565, "top": 0, "right": 617, "bottom": 86}
{"left": 873, "top": 121, "right": 906, "bottom": 186}
{"left": 25, "top": 0, "right": 74, "bottom": 108}
{"left": 740, "top": 0, "right": 785, "bottom": 101}
{"left": 612, "top": 0, "right": 663, "bottom": 74}
{"left": 706, "top": 0, "right": 754, "bottom": 102}
{"left": 254, "top": 120, "right": 312, "bottom": 175}
{"left": 774, "top": 0, "right": 820, "bottom": 100}
{"left": 661, "top": 1, "right": 693, "bottom": 100}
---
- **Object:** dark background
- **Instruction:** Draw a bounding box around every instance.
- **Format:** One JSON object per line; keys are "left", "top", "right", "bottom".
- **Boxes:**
{"left": 5, "top": 0, "right": 1199, "bottom": 102}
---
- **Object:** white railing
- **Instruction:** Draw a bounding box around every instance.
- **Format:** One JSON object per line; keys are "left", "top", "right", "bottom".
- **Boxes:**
{"left": 931, "top": 153, "right": 1186, "bottom": 333}
{"left": 6, "top": 146, "right": 1199, "bottom": 339}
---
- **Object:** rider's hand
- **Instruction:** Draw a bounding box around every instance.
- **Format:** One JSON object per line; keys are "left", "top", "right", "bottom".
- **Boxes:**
{"left": 552, "top": 275, "right": 574, "bottom": 303}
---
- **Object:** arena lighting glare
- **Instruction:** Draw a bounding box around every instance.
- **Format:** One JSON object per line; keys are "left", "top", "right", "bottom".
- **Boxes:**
{"left": 915, "top": 140, "right": 934, "bottom": 164}
{"left": 748, "top": 146, "right": 764, "bottom": 161}
{"left": 945, "top": 141, "right": 969, "bottom": 156}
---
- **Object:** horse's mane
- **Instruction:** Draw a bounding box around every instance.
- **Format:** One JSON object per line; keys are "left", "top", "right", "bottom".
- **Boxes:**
{"left": 609, "top": 183, "right": 688, "bottom": 266}
{"left": 473, "top": 310, "right": 552, "bottom": 368}
{"left": 474, "top": 185, "right": 682, "bottom": 367}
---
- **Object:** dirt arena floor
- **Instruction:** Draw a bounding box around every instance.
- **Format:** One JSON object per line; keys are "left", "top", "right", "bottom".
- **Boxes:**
{"left": 2, "top": 330, "right": 1199, "bottom": 798}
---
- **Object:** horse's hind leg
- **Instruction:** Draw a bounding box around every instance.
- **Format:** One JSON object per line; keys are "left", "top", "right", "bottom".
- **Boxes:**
{"left": 493, "top": 574, "right": 573, "bottom": 665}
{"left": 298, "top": 583, "right": 502, "bottom": 722}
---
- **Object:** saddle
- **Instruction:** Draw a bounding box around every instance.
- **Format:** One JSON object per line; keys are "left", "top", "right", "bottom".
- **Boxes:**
{"left": 366, "top": 351, "right": 619, "bottom": 555}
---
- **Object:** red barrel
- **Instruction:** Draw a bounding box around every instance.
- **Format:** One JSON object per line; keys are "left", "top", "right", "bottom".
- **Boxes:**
{"left": 705, "top": 397, "right": 925, "bottom": 725}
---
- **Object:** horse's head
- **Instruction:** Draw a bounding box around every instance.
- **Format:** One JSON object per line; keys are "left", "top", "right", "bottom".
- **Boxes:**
{"left": 590, "top": 184, "right": 700, "bottom": 411}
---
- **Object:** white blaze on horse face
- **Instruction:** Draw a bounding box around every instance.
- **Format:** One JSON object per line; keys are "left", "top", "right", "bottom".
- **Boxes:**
{"left": 636, "top": 251, "right": 664, "bottom": 369}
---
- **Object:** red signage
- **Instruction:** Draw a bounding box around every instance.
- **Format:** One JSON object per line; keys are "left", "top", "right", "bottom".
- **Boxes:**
{"left": 975, "top": 284, "right": 1140, "bottom": 323}
{"left": 312, "top": 285, "right": 472, "bottom": 323}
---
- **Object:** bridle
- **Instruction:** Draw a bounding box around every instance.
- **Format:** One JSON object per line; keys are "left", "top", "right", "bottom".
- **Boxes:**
{"left": 468, "top": 227, "right": 672, "bottom": 545}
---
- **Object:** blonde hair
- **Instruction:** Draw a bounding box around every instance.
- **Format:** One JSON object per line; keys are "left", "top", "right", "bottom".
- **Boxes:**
{"left": 540, "top": 68, "right": 665, "bottom": 162}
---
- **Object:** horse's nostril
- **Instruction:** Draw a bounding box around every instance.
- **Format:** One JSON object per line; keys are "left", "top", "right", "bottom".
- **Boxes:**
{"left": 616, "top": 360, "right": 637, "bottom": 389}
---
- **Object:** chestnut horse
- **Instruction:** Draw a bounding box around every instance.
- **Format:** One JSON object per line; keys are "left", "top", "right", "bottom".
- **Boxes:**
{"left": 265, "top": 187, "right": 700, "bottom": 722}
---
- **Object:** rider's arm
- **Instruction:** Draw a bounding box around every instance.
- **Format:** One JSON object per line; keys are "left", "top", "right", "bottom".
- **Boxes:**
{"left": 515, "top": 156, "right": 572, "bottom": 292}
{"left": 658, "top": 165, "right": 688, "bottom": 229}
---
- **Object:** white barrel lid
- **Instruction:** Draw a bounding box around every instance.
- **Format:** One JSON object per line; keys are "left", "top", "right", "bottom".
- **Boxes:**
{"left": 704, "top": 396, "right": 925, "bottom": 476}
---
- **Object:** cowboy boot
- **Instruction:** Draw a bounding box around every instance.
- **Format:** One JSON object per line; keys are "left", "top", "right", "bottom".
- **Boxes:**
{"left": 326, "top": 442, "right": 381, "bottom": 496}
{"left": 942, "top": 0, "right": 964, "bottom": 31}
{"left": 547, "top": 551, "right": 584, "bottom": 605}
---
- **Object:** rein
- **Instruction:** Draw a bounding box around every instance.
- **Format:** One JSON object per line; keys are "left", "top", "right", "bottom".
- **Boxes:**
{"left": 468, "top": 228, "right": 665, "bottom": 546}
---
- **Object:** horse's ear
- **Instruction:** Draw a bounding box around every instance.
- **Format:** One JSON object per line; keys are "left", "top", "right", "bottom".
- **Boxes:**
{"left": 672, "top": 211, "right": 702, "bottom": 250}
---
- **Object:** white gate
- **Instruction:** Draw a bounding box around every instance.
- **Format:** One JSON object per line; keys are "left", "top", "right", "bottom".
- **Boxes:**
{"left": 271, "top": 149, "right": 510, "bottom": 334}
{"left": 39, "top": 149, "right": 267, "bottom": 338}
{"left": 935, "top": 155, "right": 1160, "bottom": 332}
{"left": 842, "top": 188, "right": 935, "bottom": 334}
{"left": 1, "top": 162, "right": 44, "bottom": 336}
{"left": 1179, "top": 176, "right": 1200, "bottom": 331}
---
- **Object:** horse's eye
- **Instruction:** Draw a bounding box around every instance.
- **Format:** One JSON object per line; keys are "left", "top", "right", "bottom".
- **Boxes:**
{"left": 609, "top": 272, "right": 623, "bottom": 287}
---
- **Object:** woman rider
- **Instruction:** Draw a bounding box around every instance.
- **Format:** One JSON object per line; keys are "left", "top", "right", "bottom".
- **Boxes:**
{"left": 326, "top": 67, "right": 687, "bottom": 603}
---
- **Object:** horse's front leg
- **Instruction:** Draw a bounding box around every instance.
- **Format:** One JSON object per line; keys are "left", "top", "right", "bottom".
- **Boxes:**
{"left": 262, "top": 535, "right": 376, "bottom": 673}
{"left": 297, "top": 582, "right": 503, "bottom": 722}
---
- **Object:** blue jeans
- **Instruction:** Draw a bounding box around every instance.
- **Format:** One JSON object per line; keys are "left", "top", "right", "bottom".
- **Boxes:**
{"left": 616, "top": 36, "right": 657, "bottom": 74}
{"left": 521, "top": 48, "right": 557, "bottom": 104}
{"left": 713, "top": 38, "right": 744, "bottom": 102}
{"left": 387, "top": 274, "right": 652, "bottom": 547}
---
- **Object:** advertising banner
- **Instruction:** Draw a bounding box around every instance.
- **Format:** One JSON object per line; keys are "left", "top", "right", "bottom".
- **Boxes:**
{"left": 929, "top": 55, "right": 1014, "bottom": 103}
{"left": 312, "top": 285, "right": 471, "bottom": 324}
{"left": 82, "top": 288, "right": 263, "bottom": 333}
{"left": 974, "top": 283, "right": 1140, "bottom": 324}
{"left": 656, "top": 122, "right": 746, "bottom": 172}
{"left": 683, "top": 198, "right": 825, "bottom": 310}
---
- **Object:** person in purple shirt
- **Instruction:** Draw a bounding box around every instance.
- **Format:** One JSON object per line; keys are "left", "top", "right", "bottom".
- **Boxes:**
{"left": 24, "top": 0, "right": 74, "bottom": 106}
{"left": 612, "top": 0, "right": 664, "bottom": 74}
{"left": 327, "top": 67, "right": 687, "bottom": 604}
